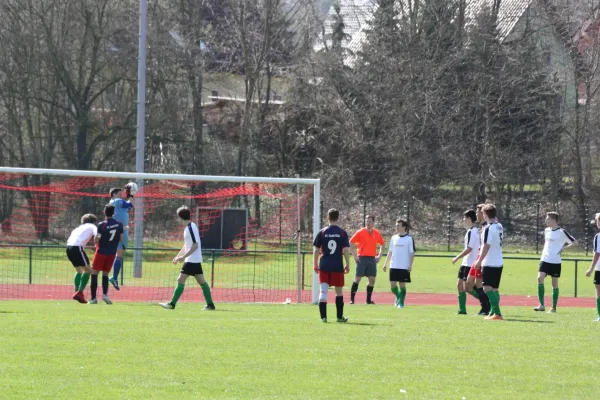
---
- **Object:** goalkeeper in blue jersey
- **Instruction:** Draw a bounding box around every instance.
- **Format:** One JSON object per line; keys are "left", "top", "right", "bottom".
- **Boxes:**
{"left": 107, "top": 185, "right": 134, "bottom": 290}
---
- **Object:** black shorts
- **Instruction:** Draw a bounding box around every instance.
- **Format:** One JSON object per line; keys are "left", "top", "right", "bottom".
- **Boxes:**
{"left": 457, "top": 266, "right": 471, "bottom": 281}
{"left": 539, "top": 262, "right": 561, "bottom": 278}
{"left": 390, "top": 269, "right": 411, "bottom": 283}
{"left": 482, "top": 266, "right": 503, "bottom": 289}
{"left": 66, "top": 246, "right": 90, "bottom": 268}
{"left": 181, "top": 262, "right": 204, "bottom": 276}
{"left": 594, "top": 271, "right": 600, "bottom": 285}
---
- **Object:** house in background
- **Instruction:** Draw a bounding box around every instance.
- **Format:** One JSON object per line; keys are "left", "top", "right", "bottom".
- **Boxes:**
{"left": 317, "top": 0, "right": 578, "bottom": 104}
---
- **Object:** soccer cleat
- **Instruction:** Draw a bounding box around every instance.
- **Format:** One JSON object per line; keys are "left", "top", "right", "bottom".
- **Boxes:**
{"left": 534, "top": 305, "right": 546, "bottom": 312}
{"left": 595, "top": 318, "right": 600, "bottom": 322}
{"left": 203, "top": 304, "right": 216, "bottom": 311}
{"left": 321, "top": 318, "right": 327, "bottom": 323}
{"left": 477, "top": 308, "right": 489, "bottom": 316}
{"left": 88, "top": 298, "right": 98, "bottom": 304}
{"left": 102, "top": 295, "right": 113, "bottom": 305}
{"left": 108, "top": 277, "right": 120, "bottom": 291}
{"left": 366, "top": 301, "right": 376, "bottom": 305}
{"left": 72, "top": 291, "right": 87, "bottom": 304}
{"left": 456, "top": 311, "right": 467, "bottom": 315}
{"left": 397, "top": 303, "right": 405, "bottom": 309}
{"left": 547, "top": 308, "right": 556, "bottom": 313}
{"left": 394, "top": 298, "right": 401, "bottom": 307}
{"left": 485, "top": 314, "right": 503, "bottom": 321}
{"left": 349, "top": 300, "right": 355, "bottom": 305}
{"left": 159, "top": 302, "right": 174, "bottom": 309}
{"left": 337, "top": 317, "right": 348, "bottom": 323}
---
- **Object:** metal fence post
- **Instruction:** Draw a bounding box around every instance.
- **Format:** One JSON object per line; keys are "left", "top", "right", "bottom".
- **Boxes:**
{"left": 535, "top": 203, "right": 540, "bottom": 254}
{"left": 447, "top": 202, "right": 451, "bottom": 252}
{"left": 210, "top": 250, "right": 215, "bottom": 289}
{"left": 29, "top": 246, "right": 33, "bottom": 284}
{"left": 585, "top": 205, "right": 590, "bottom": 256}
{"left": 363, "top": 198, "right": 367, "bottom": 227}
{"left": 404, "top": 201, "right": 410, "bottom": 232}
{"left": 301, "top": 252, "right": 306, "bottom": 289}
{"left": 574, "top": 260, "right": 578, "bottom": 298}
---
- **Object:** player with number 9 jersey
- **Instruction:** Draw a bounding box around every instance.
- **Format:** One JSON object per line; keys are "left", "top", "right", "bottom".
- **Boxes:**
{"left": 314, "top": 226, "right": 350, "bottom": 273}
{"left": 93, "top": 205, "right": 124, "bottom": 273}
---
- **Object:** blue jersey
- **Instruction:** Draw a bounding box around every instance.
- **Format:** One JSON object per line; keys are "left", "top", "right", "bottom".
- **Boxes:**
{"left": 313, "top": 225, "right": 350, "bottom": 272}
{"left": 110, "top": 198, "right": 134, "bottom": 227}
{"left": 96, "top": 218, "right": 124, "bottom": 255}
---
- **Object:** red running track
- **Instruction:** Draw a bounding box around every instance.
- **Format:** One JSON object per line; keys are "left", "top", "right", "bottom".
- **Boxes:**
{"left": 0, "top": 284, "right": 596, "bottom": 307}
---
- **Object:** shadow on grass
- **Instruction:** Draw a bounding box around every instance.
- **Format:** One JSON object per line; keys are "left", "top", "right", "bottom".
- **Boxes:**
{"left": 0, "top": 310, "right": 23, "bottom": 314}
{"left": 503, "top": 318, "right": 555, "bottom": 324}
{"left": 344, "top": 322, "right": 390, "bottom": 327}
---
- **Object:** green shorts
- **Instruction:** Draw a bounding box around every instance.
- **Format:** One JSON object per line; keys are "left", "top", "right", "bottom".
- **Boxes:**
{"left": 356, "top": 256, "right": 377, "bottom": 277}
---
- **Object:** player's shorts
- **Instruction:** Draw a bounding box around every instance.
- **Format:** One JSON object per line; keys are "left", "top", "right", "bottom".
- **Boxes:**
{"left": 356, "top": 256, "right": 377, "bottom": 277}
{"left": 594, "top": 271, "right": 600, "bottom": 285}
{"left": 539, "top": 262, "right": 561, "bottom": 278}
{"left": 181, "top": 262, "right": 204, "bottom": 276}
{"left": 318, "top": 270, "right": 345, "bottom": 287}
{"left": 118, "top": 230, "right": 129, "bottom": 250}
{"left": 390, "top": 268, "right": 411, "bottom": 283}
{"left": 458, "top": 265, "right": 471, "bottom": 281}
{"left": 66, "top": 246, "right": 90, "bottom": 268}
{"left": 92, "top": 253, "right": 117, "bottom": 273}
{"left": 468, "top": 263, "right": 482, "bottom": 279}
{"left": 482, "top": 266, "right": 503, "bottom": 289}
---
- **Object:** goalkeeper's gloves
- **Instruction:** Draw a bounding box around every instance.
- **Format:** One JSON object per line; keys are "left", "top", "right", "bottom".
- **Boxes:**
{"left": 125, "top": 186, "right": 133, "bottom": 199}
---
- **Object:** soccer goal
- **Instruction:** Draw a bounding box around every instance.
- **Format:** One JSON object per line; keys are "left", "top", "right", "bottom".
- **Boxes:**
{"left": 0, "top": 167, "right": 321, "bottom": 304}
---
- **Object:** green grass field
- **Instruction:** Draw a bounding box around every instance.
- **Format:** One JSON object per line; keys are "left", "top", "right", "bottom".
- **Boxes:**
{"left": 1, "top": 246, "right": 598, "bottom": 298}
{"left": 1, "top": 301, "right": 599, "bottom": 399}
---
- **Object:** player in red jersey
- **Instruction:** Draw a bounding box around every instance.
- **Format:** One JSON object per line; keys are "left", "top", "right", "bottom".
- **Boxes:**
{"left": 465, "top": 204, "right": 490, "bottom": 315}
{"left": 313, "top": 208, "right": 351, "bottom": 323}
{"left": 89, "top": 204, "right": 123, "bottom": 304}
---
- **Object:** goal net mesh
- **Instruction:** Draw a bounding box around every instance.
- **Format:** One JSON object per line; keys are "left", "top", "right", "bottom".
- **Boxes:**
{"left": 0, "top": 172, "right": 315, "bottom": 303}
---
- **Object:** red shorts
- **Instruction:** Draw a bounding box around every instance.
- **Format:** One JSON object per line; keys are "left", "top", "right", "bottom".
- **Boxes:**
{"left": 92, "top": 253, "right": 116, "bottom": 273}
{"left": 319, "top": 270, "right": 345, "bottom": 287}
{"left": 468, "top": 264, "right": 482, "bottom": 278}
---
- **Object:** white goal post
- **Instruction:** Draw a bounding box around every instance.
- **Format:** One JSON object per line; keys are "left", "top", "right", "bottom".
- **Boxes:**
{"left": 0, "top": 167, "right": 321, "bottom": 304}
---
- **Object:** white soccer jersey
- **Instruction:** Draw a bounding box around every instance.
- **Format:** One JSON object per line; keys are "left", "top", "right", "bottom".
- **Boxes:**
{"left": 183, "top": 221, "right": 203, "bottom": 263}
{"left": 541, "top": 227, "right": 575, "bottom": 264}
{"left": 66, "top": 223, "right": 98, "bottom": 247}
{"left": 388, "top": 234, "right": 415, "bottom": 270}
{"left": 462, "top": 226, "right": 480, "bottom": 267}
{"left": 482, "top": 222, "right": 503, "bottom": 267}
{"left": 594, "top": 234, "right": 600, "bottom": 271}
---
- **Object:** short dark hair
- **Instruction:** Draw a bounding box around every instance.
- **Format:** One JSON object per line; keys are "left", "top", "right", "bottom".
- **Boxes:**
{"left": 327, "top": 208, "right": 339, "bottom": 222}
{"left": 177, "top": 206, "right": 191, "bottom": 220}
{"left": 81, "top": 214, "right": 98, "bottom": 225}
{"left": 104, "top": 204, "right": 115, "bottom": 218}
{"left": 109, "top": 188, "right": 121, "bottom": 197}
{"left": 366, "top": 215, "right": 375, "bottom": 222}
{"left": 463, "top": 209, "right": 477, "bottom": 223}
{"left": 395, "top": 218, "right": 409, "bottom": 229}
{"left": 483, "top": 204, "right": 497, "bottom": 219}
{"left": 547, "top": 212, "right": 559, "bottom": 222}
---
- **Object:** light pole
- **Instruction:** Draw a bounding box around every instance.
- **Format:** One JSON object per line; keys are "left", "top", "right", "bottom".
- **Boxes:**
{"left": 133, "top": 0, "right": 148, "bottom": 278}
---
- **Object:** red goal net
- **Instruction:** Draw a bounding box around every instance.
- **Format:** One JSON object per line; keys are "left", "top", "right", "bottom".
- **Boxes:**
{"left": 0, "top": 171, "right": 316, "bottom": 303}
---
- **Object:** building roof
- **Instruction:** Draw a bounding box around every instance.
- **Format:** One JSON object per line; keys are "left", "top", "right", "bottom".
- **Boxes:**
{"left": 318, "top": 0, "right": 534, "bottom": 66}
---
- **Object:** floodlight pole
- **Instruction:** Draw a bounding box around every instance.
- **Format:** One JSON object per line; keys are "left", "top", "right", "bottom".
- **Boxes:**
{"left": 133, "top": 0, "right": 148, "bottom": 278}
